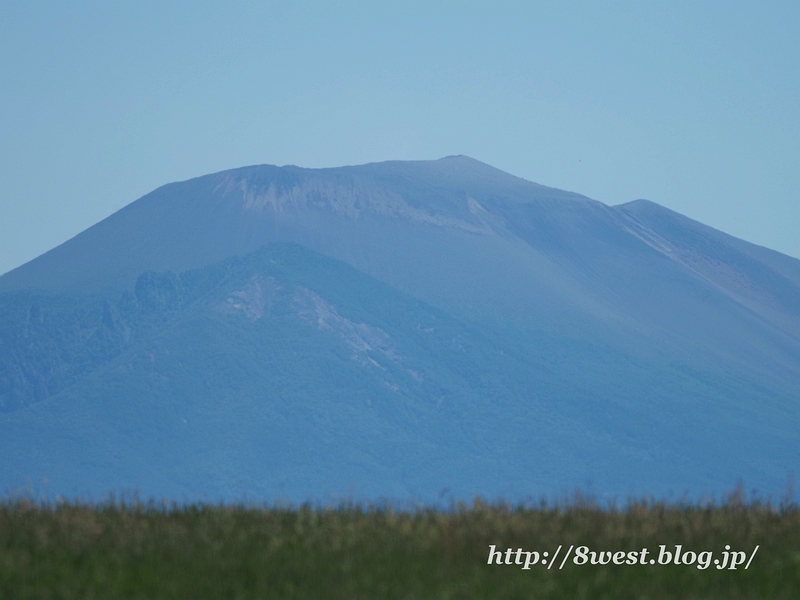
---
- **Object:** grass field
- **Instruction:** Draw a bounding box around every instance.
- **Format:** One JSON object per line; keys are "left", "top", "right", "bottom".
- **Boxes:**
{"left": 1, "top": 491, "right": 798, "bottom": 599}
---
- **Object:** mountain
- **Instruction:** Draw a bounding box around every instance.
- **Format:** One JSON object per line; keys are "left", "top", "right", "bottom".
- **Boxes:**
{"left": 1, "top": 156, "right": 798, "bottom": 503}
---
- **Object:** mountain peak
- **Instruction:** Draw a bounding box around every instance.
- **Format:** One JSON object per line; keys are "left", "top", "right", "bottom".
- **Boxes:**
{"left": 1, "top": 158, "right": 799, "bottom": 503}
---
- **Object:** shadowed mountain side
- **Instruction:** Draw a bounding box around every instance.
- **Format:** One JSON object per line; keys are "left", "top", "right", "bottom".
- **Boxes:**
{"left": 1, "top": 245, "right": 796, "bottom": 502}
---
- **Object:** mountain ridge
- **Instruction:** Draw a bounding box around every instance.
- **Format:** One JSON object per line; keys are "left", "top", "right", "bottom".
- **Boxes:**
{"left": 0, "top": 156, "right": 591, "bottom": 294}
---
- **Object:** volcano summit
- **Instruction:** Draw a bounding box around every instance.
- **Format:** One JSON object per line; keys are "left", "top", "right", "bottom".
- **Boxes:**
{"left": 1, "top": 156, "right": 798, "bottom": 502}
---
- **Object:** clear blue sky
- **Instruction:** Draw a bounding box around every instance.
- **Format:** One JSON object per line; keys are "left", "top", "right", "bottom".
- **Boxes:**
{"left": 1, "top": 1, "right": 798, "bottom": 276}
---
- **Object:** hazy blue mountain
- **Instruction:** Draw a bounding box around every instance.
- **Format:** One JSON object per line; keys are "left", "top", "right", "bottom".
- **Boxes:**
{"left": 1, "top": 157, "right": 797, "bottom": 502}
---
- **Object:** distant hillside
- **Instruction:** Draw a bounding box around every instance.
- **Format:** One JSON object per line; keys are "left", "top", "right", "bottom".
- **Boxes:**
{"left": 1, "top": 157, "right": 798, "bottom": 502}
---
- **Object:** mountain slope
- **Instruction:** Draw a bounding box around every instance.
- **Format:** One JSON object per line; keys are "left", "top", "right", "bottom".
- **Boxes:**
{"left": 0, "top": 157, "right": 797, "bottom": 501}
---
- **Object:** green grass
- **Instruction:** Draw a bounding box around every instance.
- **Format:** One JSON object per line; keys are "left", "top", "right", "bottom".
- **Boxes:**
{"left": 1, "top": 492, "right": 798, "bottom": 599}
